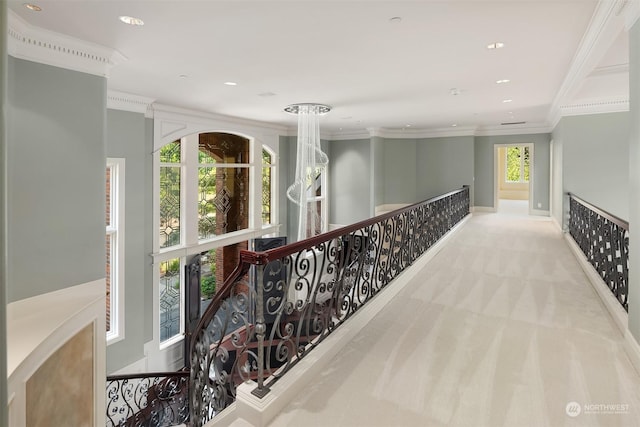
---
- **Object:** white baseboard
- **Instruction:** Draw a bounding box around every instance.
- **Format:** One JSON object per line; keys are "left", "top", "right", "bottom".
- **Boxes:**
{"left": 472, "top": 206, "right": 496, "bottom": 213}
{"left": 551, "top": 215, "right": 563, "bottom": 233}
{"left": 530, "top": 209, "right": 550, "bottom": 216}
{"left": 214, "top": 215, "right": 472, "bottom": 427}
{"left": 564, "top": 233, "right": 628, "bottom": 334}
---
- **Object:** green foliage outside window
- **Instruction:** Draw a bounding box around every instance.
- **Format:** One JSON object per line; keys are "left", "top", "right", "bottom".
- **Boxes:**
{"left": 506, "top": 146, "right": 530, "bottom": 183}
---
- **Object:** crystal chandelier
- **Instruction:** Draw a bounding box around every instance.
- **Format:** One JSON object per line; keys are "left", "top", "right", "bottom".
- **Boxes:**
{"left": 284, "top": 103, "right": 331, "bottom": 241}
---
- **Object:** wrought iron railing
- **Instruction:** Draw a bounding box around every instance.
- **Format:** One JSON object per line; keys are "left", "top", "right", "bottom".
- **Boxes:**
{"left": 189, "top": 186, "right": 470, "bottom": 426}
{"left": 568, "top": 193, "right": 629, "bottom": 311}
{"left": 106, "top": 371, "right": 189, "bottom": 427}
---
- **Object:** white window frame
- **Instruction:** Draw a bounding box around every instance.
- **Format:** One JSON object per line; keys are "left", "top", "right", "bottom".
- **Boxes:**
{"left": 154, "top": 133, "right": 281, "bottom": 352}
{"left": 107, "top": 158, "right": 125, "bottom": 345}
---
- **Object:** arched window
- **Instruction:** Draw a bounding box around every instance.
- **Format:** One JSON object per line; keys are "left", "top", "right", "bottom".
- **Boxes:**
{"left": 155, "top": 131, "right": 277, "bottom": 347}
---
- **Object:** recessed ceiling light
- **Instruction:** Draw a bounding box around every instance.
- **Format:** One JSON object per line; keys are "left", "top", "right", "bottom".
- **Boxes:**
{"left": 496, "top": 79, "right": 511, "bottom": 84}
{"left": 502, "top": 99, "right": 513, "bottom": 103}
{"left": 406, "top": 124, "right": 411, "bottom": 127}
{"left": 224, "top": 82, "right": 238, "bottom": 86}
{"left": 178, "top": 74, "right": 188, "bottom": 79}
{"left": 119, "top": 15, "right": 144, "bottom": 26}
{"left": 450, "top": 88, "right": 461, "bottom": 96}
{"left": 258, "top": 92, "right": 276, "bottom": 97}
{"left": 389, "top": 17, "right": 402, "bottom": 24}
{"left": 24, "top": 3, "right": 42, "bottom": 11}
{"left": 452, "top": 124, "right": 458, "bottom": 127}
{"left": 487, "top": 42, "right": 505, "bottom": 49}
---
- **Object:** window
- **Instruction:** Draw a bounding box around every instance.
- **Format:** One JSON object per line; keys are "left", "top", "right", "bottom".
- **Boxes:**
{"left": 159, "top": 141, "right": 182, "bottom": 249}
{"left": 155, "top": 131, "right": 278, "bottom": 347}
{"left": 506, "top": 146, "right": 530, "bottom": 183}
{"left": 106, "top": 158, "right": 125, "bottom": 344}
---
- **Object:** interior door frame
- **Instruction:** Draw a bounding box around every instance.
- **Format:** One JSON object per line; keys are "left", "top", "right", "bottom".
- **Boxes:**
{"left": 493, "top": 143, "right": 534, "bottom": 214}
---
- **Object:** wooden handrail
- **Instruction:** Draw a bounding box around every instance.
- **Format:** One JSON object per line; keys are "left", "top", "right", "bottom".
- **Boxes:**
{"left": 244, "top": 186, "right": 470, "bottom": 264}
{"left": 568, "top": 193, "right": 629, "bottom": 230}
{"left": 107, "top": 371, "right": 189, "bottom": 381}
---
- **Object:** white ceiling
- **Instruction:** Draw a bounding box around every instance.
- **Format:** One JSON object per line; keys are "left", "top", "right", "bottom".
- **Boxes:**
{"left": 6, "top": 0, "right": 632, "bottom": 135}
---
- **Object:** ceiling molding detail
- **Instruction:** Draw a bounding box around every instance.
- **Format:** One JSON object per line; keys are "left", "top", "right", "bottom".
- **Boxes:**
{"left": 559, "top": 97, "right": 629, "bottom": 116}
{"left": 588, "top": 63, "right": 629, "bottom": 77}
{"left": 547, "top": 0, "right": 627, "bottom": 125}
{"left": 474, "top": 123, "right": 553, "bottom": 137}
{"left": 7, "top": 9, "right": 126, "bottom": 77}
{"left": 107, "top": 90, "right": 155, "bottom": 115}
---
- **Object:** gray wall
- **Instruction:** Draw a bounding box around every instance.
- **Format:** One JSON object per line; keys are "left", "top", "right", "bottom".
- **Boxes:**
{"left": 628, "top": 20, "right": 640, "bottom": 342}
{"left": 553, "top": 113, "right": 630, "bottom": 221}
{"left": 7, "top": 57, "right": 106, "bottom": 302}
{"left": 1, "top": 3, "right": 8, "bottom": 425}
{"left": 144, "top": 118, "right": 154, "bottom": 343}
{"left": 383, "top": 138, "right": 418, "bottom": 204}
{"left": 106, "top": 109, "right": 150, "bottom": 373}
{"left": 278, "top": 136, "right": 292, "bottom": 240}
{"left": 372, "top": 136, "right": 385, "bottom": 209}
{"left": 551, "top": 136, "right": 564, "bottom": 227}
{"left": 416, "top": 136, "right": 474, "bottom": 202}
{"left": 329, "top": 139, "right": 371, "bottom": 225}
{"left": 474, "top": 133, "right": 551, "bottom": 210}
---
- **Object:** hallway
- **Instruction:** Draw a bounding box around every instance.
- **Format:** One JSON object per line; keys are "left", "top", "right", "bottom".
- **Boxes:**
{"left": 268, "top": 213, "right": 640, "bottom": 427}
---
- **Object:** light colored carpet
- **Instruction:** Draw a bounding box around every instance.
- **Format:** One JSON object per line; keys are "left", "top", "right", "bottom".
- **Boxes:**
{"left": 268, "top": 213, "right": 640, "bottom": 427}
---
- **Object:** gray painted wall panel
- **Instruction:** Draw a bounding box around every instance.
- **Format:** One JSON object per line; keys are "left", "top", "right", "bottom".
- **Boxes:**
{"left": 383, "top": 138, "right": 417, "bottom": 204}
{"left": 7, "top": 57, "right": 106, "bottom": 302}
{"left": 144, "top": 118, "right": 153, "bottom": 343}
{"left": 329, "top": 139, "right": 371, "bottom": 225}
{"left": 559, "top": 113, "right": 629, "bottom": 221}
{"left": 372, "top": 136, "right": 385, "bottom": 209}
{"left": 416, "top": 136, "right": 474, "bottom": 202}
{"left": 106, "top": 109, "right": 148, "bottom": 372}
{"left": 1, "top": 4, "right": 8, "bottom": 424}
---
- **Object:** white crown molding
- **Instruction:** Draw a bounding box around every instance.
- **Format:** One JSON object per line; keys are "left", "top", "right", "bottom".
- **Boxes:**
{"left": 7, "top": 9, "right": 126, "bottom": 77}
{"left": 327, "top": 129, "right": 371, "bottom": 141}
{"left": 559, "top": 97, "right": 629, "bottom": 116}
{"left": 547, "top": 0, "right": 627, "bottom": 125}
{"left": 366, "top": 126, "right": 477, "bottom": 139}
{"left": 588, "top": 63, "right": 629, "bottom": 77}
{"left": 107, "top": 90, "right": 155, "bottom": 115}
{"left": 475, "top": 122, "right": 553, "bottom": 137}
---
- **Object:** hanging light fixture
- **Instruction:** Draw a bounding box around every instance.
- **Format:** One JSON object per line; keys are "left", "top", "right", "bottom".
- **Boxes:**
{"left": 284, "top": 103, "right": 331, "bottom": 241}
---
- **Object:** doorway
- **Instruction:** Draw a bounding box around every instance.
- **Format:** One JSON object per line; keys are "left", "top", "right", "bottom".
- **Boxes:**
{"left": 494, "top": 143, "right": 534, "bottom": 216}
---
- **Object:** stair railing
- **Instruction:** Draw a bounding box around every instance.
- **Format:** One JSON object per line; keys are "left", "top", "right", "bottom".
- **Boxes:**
{"left": 105, "top": 371, "right": 189, "bottom": 427}
{"left": 568, "top": 193, "right": 629, "bottom": 311}
{"left": 189, "top": 186, "right": 470, "bottom": 426}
